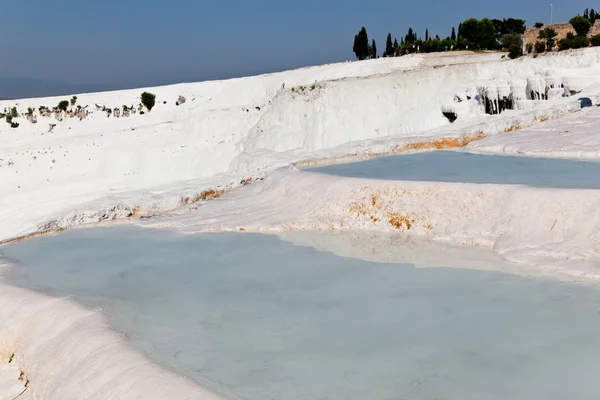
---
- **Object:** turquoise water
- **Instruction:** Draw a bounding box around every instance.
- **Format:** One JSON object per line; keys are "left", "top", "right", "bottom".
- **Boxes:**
{"left": 3, "top": 226, "right": 600, "bottom": 400}
{"left": 311, "top": 151, "right": 600, "bottom": 188}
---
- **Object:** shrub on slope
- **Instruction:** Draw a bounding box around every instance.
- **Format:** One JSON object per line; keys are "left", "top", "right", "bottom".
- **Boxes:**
{"left": 141, "top": 92, "right": 156, "bottom": 111}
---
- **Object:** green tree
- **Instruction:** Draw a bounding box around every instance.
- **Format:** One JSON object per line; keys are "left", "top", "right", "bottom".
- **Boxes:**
{"left": 141, "top": 92, "right": 156, "bottom": 111}
{"left": 57, "top": 100, "right": 69, "bottom": 111}
{"left": 385, "top": 33, "right": 393, "bottom": 56}
{"left": 534, "top": 22, "right": 544, "bottom": 28}
{"left": 394, "top": 38, "right": 399, "bottom": 48}
{"left": 538, "top": 28, "right": 558, "bottom": 51}
{"left": 591, "top": 9, "right": 597, "bottom": 23}
{"left": 570, "top": 16, "right": 592, "bottom": 36}
{"left": 451, "top": 27, "right": 456, "bottom": 41}
{"left": 535, "top": 41, "right": 546, "bottom": 53}
{"left": 458, "top": 18, "right": 479, "bottom": 47}
{"left": 584, "top": 8, "right": 590, "bottom": 21}
{"left": 405, "top": 27, "right": 416, "bottom": 43}
{"left": 502, "top": 33, "right": 523, "bottom": 59}
{"left": 352, "top": 27, "right": 369, "bottom": 60}
{"left": 477, "top": 18, "right": 497, "bottom": 49}
{"left": 526, "top": 43, "right": 533, "bottom": 53}
{"left": 491, "top": 18, "right": 526, "bottom": 49}
{"left": 591, "top": 34, "right": 600, "bottom": 46}
{"left": 369, "top": 39, "right": 378, "bottom": 59}
{"left": 425, "top": 29, "right": 429, "bottom": 41}
{"left": 440, "top": 38, "right": 452, "bottom": 51}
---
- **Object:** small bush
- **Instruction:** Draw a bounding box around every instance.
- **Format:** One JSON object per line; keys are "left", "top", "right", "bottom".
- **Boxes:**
{"left": 123, "top": 105, "right": 129, "bottom": 111}
{"left": 57, "top": 100, "right": 69, "bottom": 111}
{"left": 535, "top": 41, "right": 546, "bottom": 53}
{"left": 572, "top": 35, "right": 590, "bottom": 48}
{"left": 140, "top": 92, "right": 156, "bottom": 111}
{"left": 10, "top": 122, "right": 19, "bottom": 128}
{"left": 163, "top": 101, "right": 166, "bottom": 104}
{"left": 70, "top": 96, "right": 77, "bottom": 106}
{"left": 176, "top": 101, "right": 179, "bottom": 106}
{"left": 560, "top": 33, "right": 590, "bottom": 50}
{"left": 502, "top": 33, "right": 523, "bottom": 59}
{"left": 559, "top": 38, "right": 572, "bottom": 51}
{"left": 140, "top": 110, "right": 145, "bottom": 115}
{"left": 534, "top": 22, "right": 544, "bottom": 28}
{"left": 27, "top": 107, "right": 34, "bottom": 115}
{"left": 10, "top": 107, "right": 18, "bottom": 118}
{"left": 590, "top": 34, "right": 600, "bottom": 46}
{"left": 526, "top": 43, "right": 533, "bottom": 54}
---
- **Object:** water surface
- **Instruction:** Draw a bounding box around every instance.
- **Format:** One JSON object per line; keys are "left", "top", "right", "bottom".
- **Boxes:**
{"left": 311, "top": 151, "right": 600, "bottom": 188}
{"left": 3, "top": 226, "right": 600, "bottom": 400}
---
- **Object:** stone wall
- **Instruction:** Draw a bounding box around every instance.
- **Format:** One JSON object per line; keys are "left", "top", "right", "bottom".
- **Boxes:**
{"left": 588, "top": 20, "right": 600, "bottom": 37}
{"left": 524, "top": 21, "right": 600, "bottom": 52}
{"left": 524, "top": 23, "right": 576, "bottom": 52}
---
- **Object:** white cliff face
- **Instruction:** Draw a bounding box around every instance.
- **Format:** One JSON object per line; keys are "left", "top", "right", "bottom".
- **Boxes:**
{"left": 2, "top": 49, "right": 600, "bottom": 242}
{"left": 3, "top": 50, "right": 600, "bottom": 243}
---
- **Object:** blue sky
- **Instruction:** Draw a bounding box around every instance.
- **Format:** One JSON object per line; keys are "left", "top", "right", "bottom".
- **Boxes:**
{"left": 0, "top": 0, "right": 592, "bottom": 87}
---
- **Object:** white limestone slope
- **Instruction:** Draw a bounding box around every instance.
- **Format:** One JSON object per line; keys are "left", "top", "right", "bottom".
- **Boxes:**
{"left": 467, "top": 103, "right": 600, "bottom": 159}
{"left": 3, "top": 49, "right": 600, "bottom": 242}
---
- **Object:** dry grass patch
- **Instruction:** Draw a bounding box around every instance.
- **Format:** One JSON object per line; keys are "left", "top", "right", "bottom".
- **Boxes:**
{"left": 504, "top": 125, "right": 521, "bottom": 133}
{"left": 388, "top": 212, "right": 415, "bottom": 230}
{"left": 348, "top": 188, "right": 422, "bottom": 231}
{"left": 200, "top": 189, "right": 225, "bottom": 200}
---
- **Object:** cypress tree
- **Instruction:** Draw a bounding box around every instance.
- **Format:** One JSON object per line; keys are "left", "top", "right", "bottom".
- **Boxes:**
{"left": 352, "top": 27, "right": 369, "bottom": 60}
{"left": 591, "top": 9, "right": 597, "bottom": 23}
{"left": 451, "top": 27, "right": 456, "bottom": 41}
{"left": 406, "top": 27, "right": 414, "bottom": 43}
{"left": 425, "top": 29, "right": 429, "bottom": 41}
{"left": 386, "top": 33, "right": 393, "bottom": 56}
{"left": 353, "top": 34, "right": 361, "bottom": 59}
{"left": 584, "top": 8, "right": 590, "bottom": 21}
{"left": 361, "top": 27, "right": 369, "bottom": 58}
{"left": 370, "top": 39, "right": 377, "bottom": 59}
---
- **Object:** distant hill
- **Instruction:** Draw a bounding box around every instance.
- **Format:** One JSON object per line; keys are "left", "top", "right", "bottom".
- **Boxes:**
{"left": 0, "top": 77, "right": 118, "bottom": 100}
